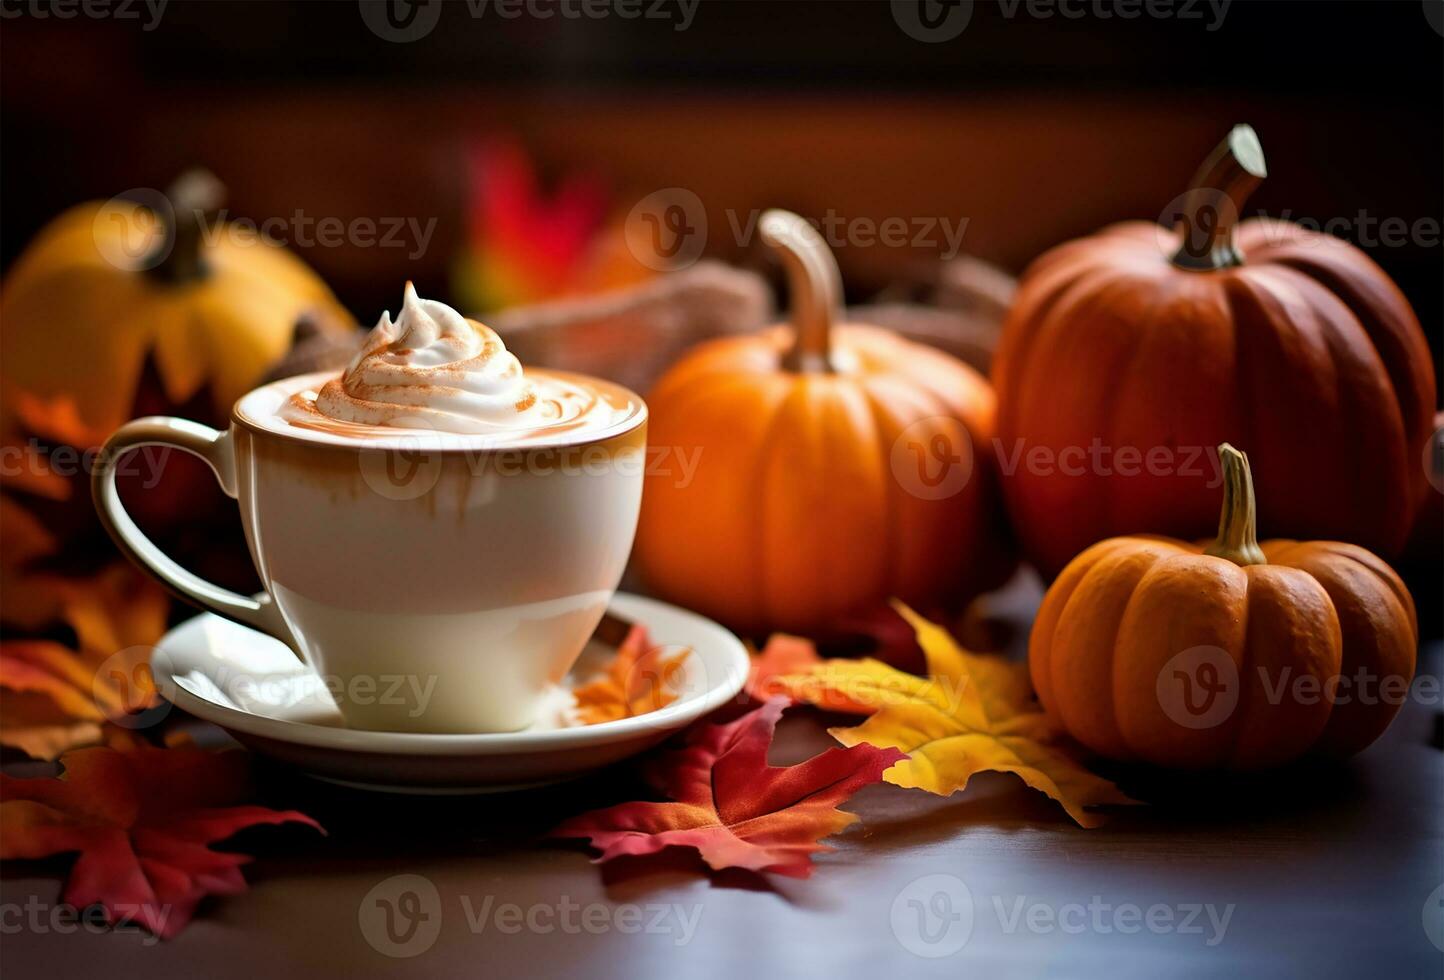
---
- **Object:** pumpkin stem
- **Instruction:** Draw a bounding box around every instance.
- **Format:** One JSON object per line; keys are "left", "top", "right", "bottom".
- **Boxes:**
{"left": 759, "top": 209, "right": 840, "bottom": 374}
{"left": 147, "top": 169, "right": 225, "bottom": 284}
{"left": 1204, "top": 443, "right": 1268, "bottom": 566}
{"left": 1170, "top": 125, "right": 1267, "bottom": 272}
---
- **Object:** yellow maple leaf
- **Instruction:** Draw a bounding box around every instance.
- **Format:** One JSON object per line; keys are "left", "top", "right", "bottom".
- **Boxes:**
{"left": 778, "top": 602, "right": 1136, "bottom": 828}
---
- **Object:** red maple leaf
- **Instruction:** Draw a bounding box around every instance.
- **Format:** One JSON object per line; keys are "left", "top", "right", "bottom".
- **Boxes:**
{"left": 0, "top": 745, "right": 322, "bottom": 938}
{"left": 551, "top": 698, "right": 905, "bottom": 878}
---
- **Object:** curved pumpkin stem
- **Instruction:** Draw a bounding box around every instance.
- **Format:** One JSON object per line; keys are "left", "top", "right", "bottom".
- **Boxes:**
{"left": 147, "top": 169, "right": 225, "bottom": 284}
{"left": 759, "top": 209, "right": 841, "bottom": 374}
{"left": 1170, "top": 124, "right": 1267, "bottom": 272}
{"left": 1204, "top": 443, "right": 1268, "bottom": 567}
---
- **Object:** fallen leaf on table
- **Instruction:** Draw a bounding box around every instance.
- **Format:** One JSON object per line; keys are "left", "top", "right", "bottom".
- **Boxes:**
{"left": 0, "top": 744, "right": 322, "bottom": 938}
{"left": 745, "top": 634, "right": 877, "bottom": 714}
{"left": 573, "top": 624, "right": 686, "bottom": 725}
{"left": 0, "top": 564, "right": 169, "bottom": 759}
{"left": 777, "top": 602, "right": 1136, "bottom": 829}
{"left": 833, "top": 602, "right": 928, "bottom": 674}
{"left": 0, "top": 395, "right": 114, "bottom": 624}
{"left": 0, "top": 495, "right": 67, "bottom": 630}
{"left": 2, "top": 393, "right": 115, "bottom": 501}
{"left": 551, "top": 698, "right": 905, "bottom": 877}
{"left": 745, "top": 634, "right": 820, "bottom": 703}
{"left": 13, "top": 392, "right": 115, "bottom": 454}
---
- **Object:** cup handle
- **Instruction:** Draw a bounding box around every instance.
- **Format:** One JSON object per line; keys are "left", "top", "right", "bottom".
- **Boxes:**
{"left": 93, "top": 416, "right": 301, "bottom": 660}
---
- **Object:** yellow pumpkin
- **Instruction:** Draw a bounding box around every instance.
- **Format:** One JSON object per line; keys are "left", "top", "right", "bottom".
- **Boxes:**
{"left": 0, "top": 171, "right": 355, "bottom": 437}
{"left": 635, "top": 210, "right": 1013, "bottom": 636}
{"left": 1030, "top": 444, "right": 1418, "bottom": 769}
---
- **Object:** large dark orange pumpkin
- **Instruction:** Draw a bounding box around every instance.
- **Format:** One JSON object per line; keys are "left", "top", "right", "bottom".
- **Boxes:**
{"left": 636, "top": 210, "right": 1012, "bottom": 636}
{"left": 993, "top": 126, "right": 1436, "bottom": 578}
{"left": 1030, "top": 444, "right": 1418, "bottom": 769}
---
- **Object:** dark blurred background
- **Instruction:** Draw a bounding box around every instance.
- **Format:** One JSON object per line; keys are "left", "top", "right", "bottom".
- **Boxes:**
{"left": 3, "top": 0, "right": 1441, "bottom": 361}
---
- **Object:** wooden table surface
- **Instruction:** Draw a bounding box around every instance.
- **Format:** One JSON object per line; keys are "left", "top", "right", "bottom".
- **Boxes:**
{"left": 4, "top": 588, "right": 1441, "bottom": 979}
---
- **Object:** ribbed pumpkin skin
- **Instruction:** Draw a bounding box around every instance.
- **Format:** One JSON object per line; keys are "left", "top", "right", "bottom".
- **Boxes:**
{"left": 993, "top": 218, "right": 1436, "bottom": 579}
{"left": 1029, "top": 535, "right": 1418, "bottom": 769}
{"left": 636, "top": 324, "right": 1012, "bottom": 636}
{"left": 0, "top": 200, "right": 354, "bottom": 436}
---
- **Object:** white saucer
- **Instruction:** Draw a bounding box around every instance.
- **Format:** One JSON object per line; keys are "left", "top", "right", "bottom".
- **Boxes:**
{"left": 151, "top": 592, "right": 748, "bottom": 793}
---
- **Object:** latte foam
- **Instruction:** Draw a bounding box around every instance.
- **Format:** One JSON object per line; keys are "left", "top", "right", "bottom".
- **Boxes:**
{"left": 273, "top": 285, "right": 632, "bottom": 443}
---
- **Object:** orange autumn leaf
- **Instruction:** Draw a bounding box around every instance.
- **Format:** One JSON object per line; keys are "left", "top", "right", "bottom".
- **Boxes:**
{"left": 573, "top": 624, "right": 686, "bottom": 725}
{"left": 0, "top": 743, "right": 322, "bottom": 938}
{"left": 778, "top": 602, "right": 1137, "bottom": 829}
{"left": 0, "top": 491, "right": 57, "bottom": 558}
{"left": 0, "top": 564, "right": 169, "bottom": 760}
{"left": 746, "top": 634, "right": 819, "bottom": 702}
{"left": 746, "top": 634, "right": 876, "bottom": 714}
{"left": 0, "top": 393, "right": 115, "bottom": 502}
{"left": 552, "top": 698, "right": 905, "bottom": 877}
{"left": 0, "top": 394, "right": 104, "bottom": 628}
{"left": 13, "top": 391, "right": 116, "bottom": 450}
{"left": 0, "top": 495, "right": 66, "bottom": 629}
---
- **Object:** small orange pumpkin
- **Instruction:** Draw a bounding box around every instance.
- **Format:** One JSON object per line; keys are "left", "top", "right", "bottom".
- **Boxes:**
{"left": 635, "top": 210, "right": 1012, "bottom": 636}
{"left": 1030, "top": 444, "right": 1417, "bottom": 769}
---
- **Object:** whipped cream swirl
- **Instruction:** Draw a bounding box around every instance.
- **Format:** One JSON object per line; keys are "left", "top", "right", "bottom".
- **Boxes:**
{"left": 314, "top": 284, "right": 547, "bottom": 434}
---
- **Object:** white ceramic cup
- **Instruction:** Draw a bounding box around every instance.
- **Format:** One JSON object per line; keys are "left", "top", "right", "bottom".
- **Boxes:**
{"left": 94, "top": 370, "right": 647, "bottom": 734}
